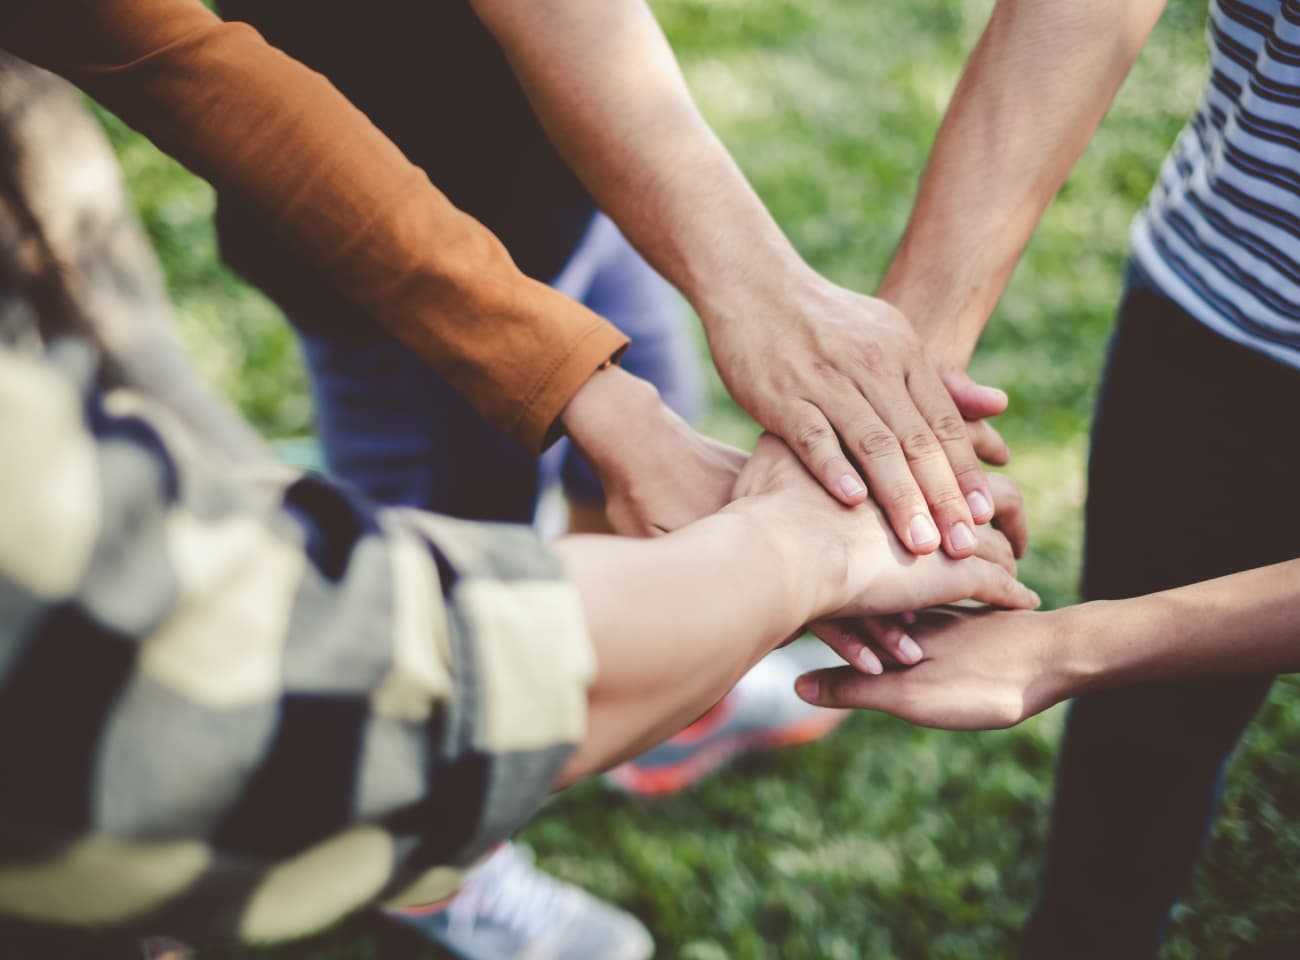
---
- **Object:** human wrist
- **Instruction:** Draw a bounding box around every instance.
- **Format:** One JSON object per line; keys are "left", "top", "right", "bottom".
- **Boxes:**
{"left": 692, "top": 247, "right": 822, "bottom": 337}
{"left": 878, "top": 256, "right": 981, "bottom": 370}
{"left": 1043, "top": 601, "right": 1120, "bottom": 701}
{"left": 560, "top": 364, "right": 667, "bottom": 468}
{"left": 720, "top": 492, "right": 835, "bottom": 630}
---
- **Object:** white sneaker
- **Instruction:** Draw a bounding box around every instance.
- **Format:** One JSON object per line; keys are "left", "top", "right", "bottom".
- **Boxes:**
{"left": 389, "top": 843, "right": 654, "bottom": 960}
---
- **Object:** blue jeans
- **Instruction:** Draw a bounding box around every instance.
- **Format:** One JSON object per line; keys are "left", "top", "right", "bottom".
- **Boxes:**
{"left": 295, "top": 213, "right": 701, "bottom": 520}
{"left": 1023, "top": 261, "right": 1300, "bottom": 958}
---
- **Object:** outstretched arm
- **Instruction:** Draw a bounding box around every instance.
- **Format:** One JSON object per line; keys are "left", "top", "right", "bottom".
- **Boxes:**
{"left": 878, "top": 0, "right": 1168, "bottom": 367}
{"left": 0, "top": 0, "right": 627, "bottom": 454}
{"left": 0, "top": 343, "right": 1034, "bottom": 939}
{"left": 797, "top": 560, "right": 1300, "bottom": 730}
{"left": 471, "top": 0, "right": 1004, "bottom": 559}
{"left": 0, "top": 0, "right": 761, "bottom": 538}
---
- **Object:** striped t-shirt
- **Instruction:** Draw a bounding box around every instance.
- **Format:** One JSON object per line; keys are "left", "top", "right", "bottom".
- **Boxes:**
{"left": 1132, "top": 0, "right": 1300, "bottom": 369}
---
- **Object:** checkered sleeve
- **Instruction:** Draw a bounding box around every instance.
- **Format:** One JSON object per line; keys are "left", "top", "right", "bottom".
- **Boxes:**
{"left": 0, "top": 341, "right": 595, "bottom": 943}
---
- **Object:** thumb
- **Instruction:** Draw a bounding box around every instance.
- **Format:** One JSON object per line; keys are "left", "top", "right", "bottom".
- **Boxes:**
{"left": 940, "top": 367, "right": 1008, "bottom": 421}
{"left": 963, "top": 558, "right": 1041, "bottom": 610}
{"left": 796, "top": 665, "right": 905, "bottom": 712}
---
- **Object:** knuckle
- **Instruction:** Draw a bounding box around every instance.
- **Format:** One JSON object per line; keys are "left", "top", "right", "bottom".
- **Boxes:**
{"left": 810, "top": 360, "right": 837, "bottom": 380}
{"left": 858, "top": 339, "right": 886, "bottom": 369}
{"left": 900, "top": 429, "right": 943, "bottom": 460}
{"left": 792, "top": 419, "right": 833, "bottom": 455}
{"left": 929, "top": 411, "right": 968, "bottom": 444}
{"left": 855, "top": 427, "right": 901, "bottom": 462}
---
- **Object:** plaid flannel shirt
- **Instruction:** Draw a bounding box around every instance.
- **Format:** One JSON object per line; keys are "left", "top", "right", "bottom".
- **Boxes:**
{"left": 0, "top": 340, "right": 594, "bottom": 943}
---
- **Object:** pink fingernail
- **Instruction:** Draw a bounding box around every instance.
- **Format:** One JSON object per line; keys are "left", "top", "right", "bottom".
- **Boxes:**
{"left": 950, "top": 521, "right": 976, "bottom": 551}
{"left": 966, "top": 490, "right": 993, "bottom": 520}
{"left": 839, "top": 475, "right": 866, "bottom": 499}
{"left": 901, "top": 611, "right": 918, "bottom": 626}
{"left": 858, "top": 648, "right": 884, "bottom": 675}
{"left": 909, "top": 514, "right": 940, "bottom": 547}
{"left": 898, "top": 635, "right": 923, "bottom": 663}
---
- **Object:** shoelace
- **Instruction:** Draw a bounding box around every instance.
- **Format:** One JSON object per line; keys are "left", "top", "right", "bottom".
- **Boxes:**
{"left": 447, "top": 845, "right": 577, "bottom": 940}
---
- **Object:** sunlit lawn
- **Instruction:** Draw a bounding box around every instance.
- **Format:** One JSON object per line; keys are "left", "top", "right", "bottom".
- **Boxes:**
{"left": 102, "top": 0, "right": 1300, "bottom": 956}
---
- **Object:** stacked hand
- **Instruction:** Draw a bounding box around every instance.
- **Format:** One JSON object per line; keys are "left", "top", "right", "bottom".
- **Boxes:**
{"left": 562, "top": 365, "right": 747, "bottom": 537}
{"left": 726, "top": 433, "right": 1039, "bottom": 632}
{"left": 706, "top": 276, "right": 1010, "bottom": 558}
{"left": 565, "top": 361, "right": 1039, "bottom": 681}
{"left": 794, "top": 607, "right": 1067, "bottom": 730}
{"left": 807, "top": 467, "right": 1028, "bottom": 675}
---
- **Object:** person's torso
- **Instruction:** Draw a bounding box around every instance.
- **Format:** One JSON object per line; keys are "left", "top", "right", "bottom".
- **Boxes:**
{"left": 1133, "top": 0, "right": 1300, "bottom": 369}
{"left": 214, "top": 0, "right": 596, "bottom": 313}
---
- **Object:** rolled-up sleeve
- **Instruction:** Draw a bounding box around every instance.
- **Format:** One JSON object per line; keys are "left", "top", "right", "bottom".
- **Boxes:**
{"left": 0, "top": 342, "right": 594, "bottom": 942}
{"left": 0, "top": 0, "right": 628, "bottom": 452}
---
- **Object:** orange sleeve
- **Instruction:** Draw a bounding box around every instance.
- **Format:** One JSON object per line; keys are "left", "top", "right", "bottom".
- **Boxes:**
{"left": 1, "top": 0, "right": 628, "bottom": 451}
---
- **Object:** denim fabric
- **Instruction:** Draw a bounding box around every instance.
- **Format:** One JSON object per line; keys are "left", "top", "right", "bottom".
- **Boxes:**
{"left": 298, "top": 212, "right": 700, "bottom": 518}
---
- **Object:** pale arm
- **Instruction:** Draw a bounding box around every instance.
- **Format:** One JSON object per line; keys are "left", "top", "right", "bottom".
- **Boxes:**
{"left": 878, "top": 0, "right": 1168, "bottom": 367}
{"left": 558, "top": 364, "right": 747, "bottom": 536}
{"left": 797, "top": 560, "right": 1300, "bottom": 730}
{"left": 556, "top": 432, "right": 1040, "bottom": 781}
{"left": 471, "top": 0, "right": 1003, "bottom": 559}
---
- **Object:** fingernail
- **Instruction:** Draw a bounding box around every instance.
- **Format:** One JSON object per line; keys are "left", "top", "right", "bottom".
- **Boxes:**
{"left": 839, "top": 475, "right": 866, "bottom": 499}
{"left": 900, "top": 611, "right": 918, "bottom": 625}
{"left": 898, "top": 635, "right": 923, "bottom": 663}
{"left": 858, "top": 648, "right": 883, "bottom": 675}
{"left": 796, "top": 675, "right": 820, "bottom": 702}
{"left": 949, "top": 521, "right": 976, "bottom": 551}
{"left": 909, "top": 514, "right": 940, "bottom": 547}
{"left": 966, "top": 490, "right": 993, "bottom": 520}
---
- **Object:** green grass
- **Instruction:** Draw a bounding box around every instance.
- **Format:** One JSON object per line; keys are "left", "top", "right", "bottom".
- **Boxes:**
{"left": 101, "top": 0, "right": 1300, "bottom": 956}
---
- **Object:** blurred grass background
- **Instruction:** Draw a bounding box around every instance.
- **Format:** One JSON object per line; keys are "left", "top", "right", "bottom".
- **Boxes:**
{"left": 96, "top": 0, "right": 1300, "bottom": 956}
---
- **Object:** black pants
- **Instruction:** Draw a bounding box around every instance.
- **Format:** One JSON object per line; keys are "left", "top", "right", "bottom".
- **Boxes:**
{"left": 1023, "top": 261, "right": 1300, "bottom": 959}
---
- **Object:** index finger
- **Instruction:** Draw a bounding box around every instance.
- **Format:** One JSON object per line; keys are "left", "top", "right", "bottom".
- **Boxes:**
{"left": 778, "top": 401, "right": 870, "bottom": 507}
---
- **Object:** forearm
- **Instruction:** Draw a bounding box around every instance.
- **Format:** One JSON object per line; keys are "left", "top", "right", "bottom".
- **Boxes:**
{"left": 552, "top": 505, "right": 813, "bottom": 783}
{"left": 2, "top": 0, "right": 626, "bottom": 451}
{"left": 1057, "top": 560, "right": 1300, "bottom": 694}
{"left": 470, "top": 0, "right": 817, "bottom": 327}
{"left": 879, "top": 0, "right": 1165, "bottom": 367}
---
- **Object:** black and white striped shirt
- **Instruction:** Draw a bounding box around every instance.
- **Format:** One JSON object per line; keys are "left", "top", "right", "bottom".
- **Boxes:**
{"left": 1133, "top": 0, "right": 1300, "bottom": 369}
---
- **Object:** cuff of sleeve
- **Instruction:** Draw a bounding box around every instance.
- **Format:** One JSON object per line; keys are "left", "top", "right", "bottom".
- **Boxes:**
{"left": 398, "top": 513, "right": 596, "bottom": 863}
{"left": 512, "top": 319, "right": 630, "bottom": 455}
